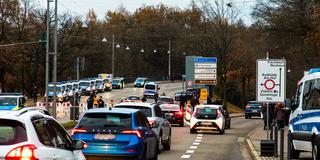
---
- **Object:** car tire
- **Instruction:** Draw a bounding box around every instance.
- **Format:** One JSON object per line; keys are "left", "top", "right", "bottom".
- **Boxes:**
{"left": 245, "top": 115, "right": 248, "bottom": 119}
{"left": 179, "top": 122, "right": 184, "bottom": 127}
{"left": 228, "top": 122, "right": 231, "bottom": 129}
{"left": 312, "top": 143, "right": 320, "bottom": 160}
{"left": 163, "top": 132, "right": 171, "bottom": 151}
{"left": 157, "top": 133, "right": 163, "bottom": 154}
{"left": 190, "top": 128, "right": 196, "bottom": 134}
{"left": 219, "top": 128, "right": 225, "bottom": 135}
{"left": 288, "top": 133, "right": 300, "bottom": 159}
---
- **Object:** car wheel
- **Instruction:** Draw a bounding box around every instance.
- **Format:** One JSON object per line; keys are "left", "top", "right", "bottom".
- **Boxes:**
{"left": 190, "top": 128, "right": 196, "bottom": 134}
{"left": 288, "top": 133, "right": 300, "bottom": 159}
{"left": 179, "top": 122, "right": 184, "bottom": 127}
{"left": 157, "top": 133, "right": 163, "bottom": 154}
{"left": 228, "top": 121, "right": 231, "bottom": 129}
{"left": 245, "top": 115, "right": 248, "bottom": 119}
{"left": 219, "top": 128, "right": 225, "bottom": 135}
{"left": 163, "top": 132, "right": 171, "bottom": 151}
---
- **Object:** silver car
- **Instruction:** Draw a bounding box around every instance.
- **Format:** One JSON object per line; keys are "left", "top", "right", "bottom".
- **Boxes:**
{"left": 115, "top": 102, "right": 172, "bottom": 153}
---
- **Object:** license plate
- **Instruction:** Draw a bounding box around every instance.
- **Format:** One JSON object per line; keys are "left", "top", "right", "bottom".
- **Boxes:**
{"left": 201, "top": 122, "right": 212, "bottom": 125}
{"left": 252, "top": 110, "right": 257, "bottom": 112}
{"left": 94, "top": 134, "right": 115, "bottom": 140}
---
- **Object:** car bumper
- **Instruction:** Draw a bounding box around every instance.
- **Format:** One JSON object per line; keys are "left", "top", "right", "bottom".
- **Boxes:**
{"left": 245, "top": 112, "right": 261, "bottom": 117}
{"left": 167, "top": 116, "right": 184, "bottom": 124}
{"left": 190, "top": 119, "right": 223, "bottom": 131}
{"left": 82, "top": 141, "right": 144, "bottom": 158}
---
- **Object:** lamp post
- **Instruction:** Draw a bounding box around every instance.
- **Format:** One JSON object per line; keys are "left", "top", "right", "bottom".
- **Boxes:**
{"left": 168, "top": 40, "right": 171, "bottom": 80}
{"left": 102, "top": 35, "right": 122, "bottom": 77}
{"left": 45, "top": 0, "right": 51, "bottom": 111}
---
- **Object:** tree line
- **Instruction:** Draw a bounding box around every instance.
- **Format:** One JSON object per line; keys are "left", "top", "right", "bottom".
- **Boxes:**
{"left": 0, "top": 0, "right": 317, "bottom": 108}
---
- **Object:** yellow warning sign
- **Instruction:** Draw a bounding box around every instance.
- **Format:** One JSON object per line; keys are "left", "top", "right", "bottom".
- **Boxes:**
{"left": 200, "top": 89, "right": 208, "bottom": 101}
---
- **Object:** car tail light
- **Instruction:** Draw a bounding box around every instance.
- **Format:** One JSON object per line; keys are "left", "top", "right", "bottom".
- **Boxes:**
{"left": 175, "top": 111, "right": 183, "bottom": 116}
{"left": 71, "top": 128, "right": 87, "bottom": 136}
{"left": 121, "top": 130, "right": 142, "bottom": 138}
{"left": 245, "top": 106, "right": 251, "bottom": 109}
{"left": 6, "top": 144, "right": 38, "bottom": 160}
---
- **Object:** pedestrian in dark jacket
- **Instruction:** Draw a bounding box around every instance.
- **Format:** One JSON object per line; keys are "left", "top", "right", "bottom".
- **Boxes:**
{"left": 87, "top": 94, "right": 94, "bottom": 110}
{"left": 98, "top": 96, "right": 105, "bottom": 108}
{"left": 274, "top": 103, "right": 286, "bottom": 129}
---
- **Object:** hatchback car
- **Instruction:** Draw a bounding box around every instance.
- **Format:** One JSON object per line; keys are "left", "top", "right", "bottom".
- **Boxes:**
{"left": 71, "top": 108, "right": 158, "bottom": 160}
{"left": 159, "top": 104, "right": 184, "bottom": 127}
{"left": 190, "top": 105, "right": 226, "bottom": 134}
{"left": 245, "top": 101, "right": 262, "bottom": 119}
{"left": 0, "top": 107, "right": 86, "bottom": 160}
{"left": 115, "top": 102, "right": 171, "bottom": 153}
{"left": 112, "top": 78, "right": 125, "bottom": 89}
{"left": 157, "top": 96, "right": 174, "bottom": 105}
{"left": 134, "top": 77, "right": 148, "bottom": 88}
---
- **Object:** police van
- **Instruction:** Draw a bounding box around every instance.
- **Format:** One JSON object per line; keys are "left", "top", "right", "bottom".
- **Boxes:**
{"left": 288, "top": 68, "right": 320, "bottom": 159}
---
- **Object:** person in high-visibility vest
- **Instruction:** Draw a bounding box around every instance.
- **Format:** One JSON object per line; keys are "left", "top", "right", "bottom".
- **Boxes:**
{"left": 93, "top": 95, "right": 98, "bottom": 108}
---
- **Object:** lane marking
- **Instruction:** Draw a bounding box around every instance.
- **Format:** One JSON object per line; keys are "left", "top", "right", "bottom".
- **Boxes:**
{"left": 197, "top": 134, "right": 203, "bottom": 136}
{"left": 195, "top": 139, "right": 202, "bottom": 142}
{"left": 186, "top": 150, "right": 195, "bottom": 154}
{"left": 237, "top": 137, "right": 245, "bottom": 143}
{"left": 181, "top": 155, "right": 191, "bottom": 159}
{"left": 196, "top": 137, "right": 203, "bottom": 139}
{"left": 190, "top": 146, "right": 198, "bottom": 149}
{"left": 192, "top": 142, "right": 200, "bottom": 145}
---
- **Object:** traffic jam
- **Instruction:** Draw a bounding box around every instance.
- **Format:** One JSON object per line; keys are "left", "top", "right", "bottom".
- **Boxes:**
{"left": 2, "top": 0, "right": 320, "bottom": 160}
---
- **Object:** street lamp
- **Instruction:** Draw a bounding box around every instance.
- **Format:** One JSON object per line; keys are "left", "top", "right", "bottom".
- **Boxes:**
{"left": 154, "top": 49, "right": 157, "bottom": 53}
{"left": 126, "top": 46, "right": 130, "bottom": 51}
{"left": 141, "top": 49, "right": 144, "bottom": 53}
{"left": 116, "top": 44, "right": 120, "bottom": 48}
{"left": 101, "top": 35, "right": 116, "bottom": 77}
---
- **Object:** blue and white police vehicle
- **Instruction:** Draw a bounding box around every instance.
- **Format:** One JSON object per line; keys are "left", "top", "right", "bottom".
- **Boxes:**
{"left": 288, "top": 68, "right": 320, "bottom": 159}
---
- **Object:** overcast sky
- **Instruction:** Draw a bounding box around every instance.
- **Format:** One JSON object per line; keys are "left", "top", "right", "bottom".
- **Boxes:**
{"left": 35, "top": 0, "right": 256, "bottom": 24}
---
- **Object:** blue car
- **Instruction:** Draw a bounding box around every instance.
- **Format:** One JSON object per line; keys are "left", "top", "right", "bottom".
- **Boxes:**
{"left": 71, "top": 108, "right": 158, "bottom": 160}
{"left": 245, "top": 101, "right": 262, "bottom": 119}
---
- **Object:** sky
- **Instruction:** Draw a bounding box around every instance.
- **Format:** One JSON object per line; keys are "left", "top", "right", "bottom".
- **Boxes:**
{"left": 35, "top": 0, "right": 257, "bottom": 25}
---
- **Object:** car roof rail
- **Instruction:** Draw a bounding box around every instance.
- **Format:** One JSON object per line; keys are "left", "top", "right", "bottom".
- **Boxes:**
{"left": 15, "top": 107, "right": 50, "bottom": 117}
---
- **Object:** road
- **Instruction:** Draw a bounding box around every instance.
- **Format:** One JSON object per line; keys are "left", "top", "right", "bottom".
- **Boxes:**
{"left": 71, "top": 82, "right": 260, "bottom": 160}
{"left": 158, "top": 117, "right": 260, "bottom": 160}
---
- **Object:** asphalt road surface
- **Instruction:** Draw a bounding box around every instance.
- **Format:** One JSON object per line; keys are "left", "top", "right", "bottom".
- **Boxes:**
{"left": 76, "top": 82, "right": 260, "bottom": 160}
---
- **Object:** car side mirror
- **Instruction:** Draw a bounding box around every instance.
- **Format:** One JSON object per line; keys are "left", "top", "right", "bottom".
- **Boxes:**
{"left": 164, "top": 113, "right": 172, "bottom": 120}
{"left": 73, "top": 140, "right": 86, "bottom": 150}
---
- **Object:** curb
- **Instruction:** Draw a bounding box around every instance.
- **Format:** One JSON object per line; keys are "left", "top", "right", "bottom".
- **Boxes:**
{"left": 230, "top": 114, "right": 244, "bottom": 118}
{"left": 245, "top": 124, "right": 263, "bottom": 160}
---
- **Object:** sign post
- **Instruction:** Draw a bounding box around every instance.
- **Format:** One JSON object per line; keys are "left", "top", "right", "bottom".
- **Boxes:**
{"left": 257, "top": 59, "right": 286, "bottom": 140}
{"left": 194, "top": 57, "right": 217, "bottom": 85}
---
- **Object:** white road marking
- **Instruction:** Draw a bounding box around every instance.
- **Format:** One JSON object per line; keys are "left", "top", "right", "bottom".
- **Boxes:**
{"left": 193, "top": 142, "right": 200, "bottom": 145}
{"left": 181, "top": 155, "right": 191, "bottom": 159}
{"left": 186, "top": 150, "right": 195, "bottom": 153}
{"left": 197, "top": 134, "right": 203, "bottom": 136}
{"left": 237, "top": 137, "right": 245, "bottom": 143}
{"left": 195, "top": 139, "right": 202, "bottom": 142}
{"left": 190, "top": 146, "right": 198, "bottom": 149}
{"left": 196, "top": 137, "right": 203, "bottom": 139}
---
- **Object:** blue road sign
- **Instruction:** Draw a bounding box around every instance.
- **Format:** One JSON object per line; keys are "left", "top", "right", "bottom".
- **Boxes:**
{"left": 194, "top": 57, "right": 217, "bottom": 63}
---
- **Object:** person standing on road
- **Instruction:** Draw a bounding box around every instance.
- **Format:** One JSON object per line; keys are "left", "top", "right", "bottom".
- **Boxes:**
{"left": 274, "top": 103, "right": 286, "bottom": 129}
{"left": 87, "top": 93, "right": 94, "bottom": 110}
{"left": 98, "top": 96, "right": 105, "bottom": 108}
{"left": 93, "top": 95, "right": 98, "bottom": 108}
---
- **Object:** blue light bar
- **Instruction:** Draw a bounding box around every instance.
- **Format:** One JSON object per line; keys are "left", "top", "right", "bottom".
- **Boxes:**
{"left": 309, "top": 68, "right": 320, "bottom": 74}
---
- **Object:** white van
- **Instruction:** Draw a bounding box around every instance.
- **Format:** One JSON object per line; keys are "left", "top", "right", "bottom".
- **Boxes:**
{"left": 143, "top": 82, "right": 160, "bottom": 99}
{"left": 288, "top": 68, "right": 320, "bottom": 159}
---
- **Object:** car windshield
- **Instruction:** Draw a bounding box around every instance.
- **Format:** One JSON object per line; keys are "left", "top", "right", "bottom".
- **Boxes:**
{"left": 79, "top": 113, "right": 132, "bottom": 130}
{"left": 145, "top": 84, "right": 155, "bottom": 90}
{"left": 0, "top": 97, "right": 17, "bottom": 106}
{"left": 48, "top": 86, "right": 62, "bottom": 92}
{"left": 196, "top": 108, "right": 218, "bottom": 119}
{"left": 115, "top": 106, "right": 152, "bottom": 117}
{"left": 136, "top": 79, "right": 144, "bottom": 82}
{"left": 73, "top": 83, "right": 78, "bottom": 88}
{"left": 0, "top": 120, "right": 27, "bottom": 145}
{"left": 248, "top": 102, "right": 261, "bottom": 108}
{"left": 79, "top": 82, "right": 90, "bottom": 88}
{"left": 158, "top": 97, "right": 174, "bottom": 104}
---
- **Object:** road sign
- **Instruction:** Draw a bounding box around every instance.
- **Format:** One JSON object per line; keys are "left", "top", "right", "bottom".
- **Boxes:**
{"left": 194, "top": 57, "right": 217, "bottom": 85}
{"left": 200, "top": 89, "right": 208, "bottom": 101}
{"left": 257, "top": 59, "right": 286, "bottom": 103}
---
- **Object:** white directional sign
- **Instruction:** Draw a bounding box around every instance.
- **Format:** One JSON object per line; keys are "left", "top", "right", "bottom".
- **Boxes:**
{"left": 194, "top": 57, "right": 217, "bottom": 85}
{"left": 257, "top": 59, "right": 286, "bottom": 103}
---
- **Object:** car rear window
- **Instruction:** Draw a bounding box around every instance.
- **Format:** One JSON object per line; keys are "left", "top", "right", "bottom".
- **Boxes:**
{"left": 145, "top": 84, "right": 155, "bottom": 90}
{"left": 79, "top": 113, "right": 132, "bottom": 130}
{"left": 248, "top": 102, "right": 261, "bottom": 108}
{"left": 160, "top": 104, "right": 180, "bottom": 111}
{"left": 115, "top": 106, "right": 152, "bottom": 117}
{"left": 0, "top": 119, "right": 27, "bottom": 145}
{"left": 158, "top": 98, "right": 174, "bottom": 104}
{"left": 196, "top": 108, "right": 218, "bottom": 119}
